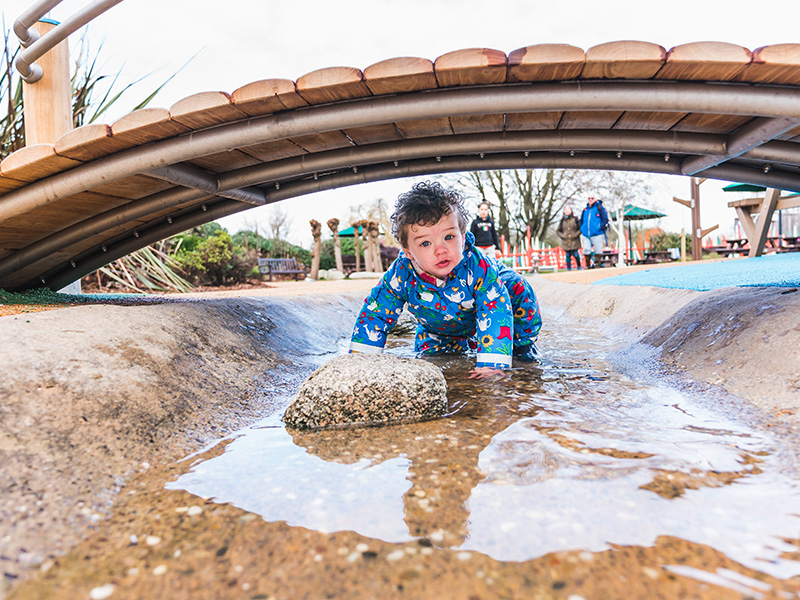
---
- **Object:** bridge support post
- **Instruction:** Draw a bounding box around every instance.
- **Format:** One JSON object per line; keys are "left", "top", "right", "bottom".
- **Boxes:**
{"left": 22, "top": 19, "right": 80, "bottom": 293}
{"left": 22, "top": 19, "right": 72, "bottom": 147}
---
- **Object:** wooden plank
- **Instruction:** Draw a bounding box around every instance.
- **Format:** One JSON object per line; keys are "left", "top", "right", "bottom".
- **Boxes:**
{"left": 559, "top": 111, "right": 624, "bottom": 129}
{"left": 232, "top": 78, "right": 309, "bottom": 117}
{"left": 1, "top": 191, "right": 131, "bottom": 233}
{"left": 296, "top": 67, "right": 371, "bottom": 105}
{"left": 239, "top": 139, "right": 307, "bottom": 162}
{"left": 343, "top": 123, "right": 403, "bottom": 145}
{"left": 170, "top": 92, "right": 249, "bottom": 130}
{"left": 776, "top": 124, "right": 800, "bottom": 142}
{"left": 656, "top": 42, "right": 751, "bottom": 81}
{"left": 0, "top": 144, "right": 80, "bottom": 182}
{"left": 613, "top": 111, "right": 686, "bottom": 130}
{"left": 23, "top": 21, "right": 71, "bottom": 147}
{"left": 363, "top": 57, "right": 437, "bottom": 95}
{"left": 54, "top": 123, "right": 126, "bottom": 162}
{"left": 90, "top": 174, "right": 174, "bottom": 200}
{"left": 671, "top": 113, "right": 750, "bottom": 134}
{"left": 0, "top": 174, "right": 26, "bottom": 193}
{"left": 504, "top": 112, "right": 562, "bottom": 131}
{"left": 582, "top": 41, "right": 667, "bottom": 79}
{"left": 507, "top": 44, "right": 585, "bottom": 82}
{"left": 738, "top": 44, "right": 800, "bottom": 85}
{"left": 187, "top": 149, "right": 263, "bottom": 172}
{"left": 111, "top": 108, "right": 190, "bottom": 146}
{"left": 729, "top": 195, "right": 800, "bottom": 210}
{"left": 0, "top": 225, "right": 48, "bottom": 248}
{"left": 289, "top": 131, "right": 355, "bottom": 153}
{"left": 394, "top": 117, "right": 453, "bottom": 138}
{"left": 749, "top": 188, "right": 780, "bottom": 257}
{"left": 434, "top": 48, "right": 507, "bottom": 87}
{"left": 450, "top": 114, "right": 504, "bottom": 135}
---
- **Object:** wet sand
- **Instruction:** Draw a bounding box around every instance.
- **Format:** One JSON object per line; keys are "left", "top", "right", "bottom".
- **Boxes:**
{"left": 2, "top": 264, "right": 800, "bottom": 598}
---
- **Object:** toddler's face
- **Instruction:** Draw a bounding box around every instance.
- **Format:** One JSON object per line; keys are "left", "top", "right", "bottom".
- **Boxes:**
{"left": 478, "top": 204, "right": 490, "bottom": 219}
{"left": 403, "top": 211, "right": 464, "bottom": 279}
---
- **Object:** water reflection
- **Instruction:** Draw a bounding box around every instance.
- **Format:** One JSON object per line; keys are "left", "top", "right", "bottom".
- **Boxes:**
{"left": 167, "top": 323, "right": 800, "bottom": 580}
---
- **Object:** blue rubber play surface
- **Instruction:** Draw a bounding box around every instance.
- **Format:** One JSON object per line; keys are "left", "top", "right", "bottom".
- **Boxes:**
{"left": 593, "top": 252, "right": 800, "bottom": 291}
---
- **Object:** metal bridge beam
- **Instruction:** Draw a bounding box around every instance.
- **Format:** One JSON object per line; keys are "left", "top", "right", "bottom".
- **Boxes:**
{"left": 30, "top": 151, "right": 800, "bottom": 292}
{"left": 3, "top": 81, "right": 800, "bottom": 223}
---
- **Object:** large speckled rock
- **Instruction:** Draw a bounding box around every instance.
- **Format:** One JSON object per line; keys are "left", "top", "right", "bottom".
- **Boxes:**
{"left": 283, "top": 353, "right": 447, "bottom": 430}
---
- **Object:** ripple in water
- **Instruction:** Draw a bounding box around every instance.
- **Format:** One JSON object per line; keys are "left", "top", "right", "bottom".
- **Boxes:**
{"left": 167, "top": 320, "right": 800, "bottom": 580}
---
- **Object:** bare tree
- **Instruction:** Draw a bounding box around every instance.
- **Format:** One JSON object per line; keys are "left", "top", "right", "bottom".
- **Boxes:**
{"left": 581, "top": 170, "right": 655, "bottom": 249}
{"left": 268, "top": 204, "right": 292, "bottom": 240}
{"left": 348, "top": 197, "right": 397, "bottom": 247}
{"left": 450, "top": 169, "right": 590, "bottom": 246}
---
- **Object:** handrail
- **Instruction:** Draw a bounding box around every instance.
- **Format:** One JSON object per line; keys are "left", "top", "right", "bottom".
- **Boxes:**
{"left": 14, "top": 0, "right": 125, "bottom": 83}
{"left": 13, "top": 0, "right": 64, "bottom": 46}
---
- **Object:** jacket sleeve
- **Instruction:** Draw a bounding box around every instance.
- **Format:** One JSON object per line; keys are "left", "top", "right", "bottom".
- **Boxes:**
{"left": 491, "top": 222, "right": 500, "bottom": 248}
{"left": 473, "top": 257, "right": 513, "bottom": 369}
{"left": 600, "top": 205, "right": 609, "bottom": 230}
{"left": 349, "top": 261, "right": 407, "bottom": 354}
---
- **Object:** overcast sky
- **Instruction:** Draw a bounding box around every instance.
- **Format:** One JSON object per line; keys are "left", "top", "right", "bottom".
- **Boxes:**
{"left": 4, "top": 0, "right": 797, "bottom": 244}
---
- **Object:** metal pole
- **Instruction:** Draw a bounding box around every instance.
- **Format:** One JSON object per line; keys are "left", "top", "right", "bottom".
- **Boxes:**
{"left": 3, "top": 81, "right": 800, "bottom": 222}
{"left": 10, "top": 150, "right": 800, "bottom": 290}
{"left": 680, "top": 116, "right": 800, "bottom": 175}
{"left": 220, "top": 129, "right": 725, "bottom": 191}
{"left": 147, "top": 164, "right": 267, "bottom": 205}
{"left": 15, "top": 0, "right": 125, "bottom": 83}
{"left": 691, "top": 177, "right": 702, "bottom": 261}
{"left": 13, "top": 0, "right": 63, "bottom": 46}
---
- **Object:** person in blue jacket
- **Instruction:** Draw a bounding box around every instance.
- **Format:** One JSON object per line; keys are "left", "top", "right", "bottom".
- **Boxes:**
{"left": 578, "top": 194, "right": 609, "bottom": 269}
{"left": 350, "top": 181, "right": 542, "bottom": 379}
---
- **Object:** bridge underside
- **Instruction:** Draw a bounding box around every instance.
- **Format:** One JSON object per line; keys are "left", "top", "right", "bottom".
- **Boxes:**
{"left": 1, "top": 41, "right": 800, "bottom": 291}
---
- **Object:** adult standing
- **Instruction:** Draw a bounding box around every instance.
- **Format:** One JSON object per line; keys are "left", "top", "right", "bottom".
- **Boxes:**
{"left": 578, "top": 195, "right": 609, "bottom": 269}
{"left": 470, "top": 201, "right": 501, "bottom": 256}
{"left": 556, "top": 207, "right": 582, "bottom": 270}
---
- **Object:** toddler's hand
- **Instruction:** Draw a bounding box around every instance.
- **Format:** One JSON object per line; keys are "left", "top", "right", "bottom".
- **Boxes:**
{"left": 468, "top": 366, "right": 509, "bottom": 380}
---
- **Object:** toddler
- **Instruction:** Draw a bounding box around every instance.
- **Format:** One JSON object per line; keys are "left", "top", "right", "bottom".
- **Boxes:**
{"left": 349, "top": 181, "right": 541, "bottom": 378}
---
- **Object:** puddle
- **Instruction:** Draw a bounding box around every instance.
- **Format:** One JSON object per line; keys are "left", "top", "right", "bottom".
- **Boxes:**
{"left": 167, "top": 318, "right": 800, "bottom": 582}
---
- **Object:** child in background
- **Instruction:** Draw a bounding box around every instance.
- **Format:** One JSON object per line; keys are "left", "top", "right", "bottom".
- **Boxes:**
{"left": 350, "top": 181, "right": 541, "bottom": 379}
{"left": 470, "top": 201, "right": 501, "bottom": 256}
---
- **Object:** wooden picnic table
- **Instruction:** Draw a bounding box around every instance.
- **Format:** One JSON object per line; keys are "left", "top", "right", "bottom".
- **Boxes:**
{"left": 638, "top": 250, "right": 673, "bottom": 264}
{"left": 778, "top": 236, "right": 800, "bottom": 252}
{"left": 596, "top": 250, "right": 619, "bottom": 268}
{"left": 727, "top": 192, "right": 800, "bottom": 257}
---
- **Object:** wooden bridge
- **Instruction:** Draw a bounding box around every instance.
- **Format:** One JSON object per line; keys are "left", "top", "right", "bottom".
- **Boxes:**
{"left": 1, "top": 41, "right": 800, "bottom": 291}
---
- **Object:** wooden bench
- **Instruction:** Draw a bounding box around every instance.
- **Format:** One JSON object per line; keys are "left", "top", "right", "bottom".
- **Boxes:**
{"left": 257, "top": 257, "right": 307, "bottom": 281}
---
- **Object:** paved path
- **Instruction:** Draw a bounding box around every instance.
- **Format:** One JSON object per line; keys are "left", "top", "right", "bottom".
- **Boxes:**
{"left": 539, "top": 253, "right": 800, "bottom": 291}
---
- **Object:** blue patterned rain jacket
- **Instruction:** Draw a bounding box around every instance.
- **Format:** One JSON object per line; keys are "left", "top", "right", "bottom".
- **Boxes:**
{"left": 349, "top": 233, "right": 541, "bottom": 369}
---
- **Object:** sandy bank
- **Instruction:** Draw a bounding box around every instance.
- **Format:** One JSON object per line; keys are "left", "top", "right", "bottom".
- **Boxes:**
{"left": 1, "top": 270, "right": 799, "bottom": 596}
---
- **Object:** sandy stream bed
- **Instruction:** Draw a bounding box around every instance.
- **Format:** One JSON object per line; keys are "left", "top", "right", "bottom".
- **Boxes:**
{"left": 1, "top": 266, "right": 800, "bottom": 598}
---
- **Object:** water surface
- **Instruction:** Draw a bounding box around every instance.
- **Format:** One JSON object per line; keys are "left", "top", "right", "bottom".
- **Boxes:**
{"left": 168, "top": 318, "right": 800, "bottom": 581}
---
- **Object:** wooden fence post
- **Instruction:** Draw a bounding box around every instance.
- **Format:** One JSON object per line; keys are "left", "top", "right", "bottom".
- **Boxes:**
{"left": 309, "top": 219, "right": 321, "bottom": 279}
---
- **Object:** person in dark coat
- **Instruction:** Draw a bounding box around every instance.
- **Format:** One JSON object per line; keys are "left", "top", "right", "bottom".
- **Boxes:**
{"left": 469, "top": 201, "right": 501, "bottom": 256}
{"left": 556, "top": 207, "right": 582, "bottom": 270}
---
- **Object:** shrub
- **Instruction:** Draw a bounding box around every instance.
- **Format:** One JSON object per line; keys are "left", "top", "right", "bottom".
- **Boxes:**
{"left": 177, "top": 230, "right": 235, "bottom": 286}
{"left": 649, "top": 232, "right": 682, "bottom": 252}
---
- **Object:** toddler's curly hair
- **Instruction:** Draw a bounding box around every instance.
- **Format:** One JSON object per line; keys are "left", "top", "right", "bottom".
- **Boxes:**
{"left": 391, "top": 181, "right": 469, "bottom": 248}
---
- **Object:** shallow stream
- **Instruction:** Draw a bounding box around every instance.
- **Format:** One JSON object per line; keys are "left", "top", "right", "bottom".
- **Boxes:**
{"left": 12, "top": 304, "right": 800, "bottom": 599}
{"left": 164, "top": 317, "right": 800, "bottom": 596}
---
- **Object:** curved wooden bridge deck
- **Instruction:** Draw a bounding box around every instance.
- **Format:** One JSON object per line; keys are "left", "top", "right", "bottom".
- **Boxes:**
{"left": 1, "top": 40, "right": 800, "bottom": 290}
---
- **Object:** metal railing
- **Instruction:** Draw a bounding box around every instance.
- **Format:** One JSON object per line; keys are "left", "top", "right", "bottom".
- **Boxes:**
{"left": 14, "top": 0, "right": 125, "bottom": 83}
